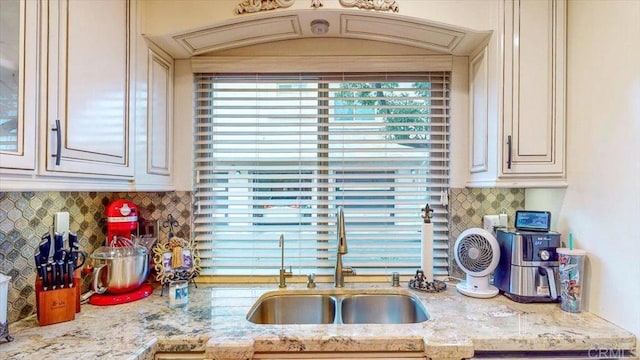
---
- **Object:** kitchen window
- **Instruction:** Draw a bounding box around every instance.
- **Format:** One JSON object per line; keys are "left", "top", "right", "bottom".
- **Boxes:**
{"left": 193, "top": 72, "right": 450, "bottom": 277}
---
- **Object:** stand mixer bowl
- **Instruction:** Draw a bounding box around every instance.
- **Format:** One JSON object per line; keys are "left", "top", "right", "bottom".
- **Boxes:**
{"left": 90, "top": 246, "right": 149, "bottom": 294}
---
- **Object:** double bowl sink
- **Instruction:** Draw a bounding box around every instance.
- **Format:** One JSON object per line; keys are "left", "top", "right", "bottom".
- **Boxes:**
{"left": 247, "top": 289, "right": 429, "bottom": 325}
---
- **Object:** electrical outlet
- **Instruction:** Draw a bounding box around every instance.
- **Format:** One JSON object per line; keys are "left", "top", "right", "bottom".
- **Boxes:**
{"left": 499, "top": 213, "right": 508, "bottom": 228}
{"left": 483, "top": 215, "right": 500, "bottom": 233}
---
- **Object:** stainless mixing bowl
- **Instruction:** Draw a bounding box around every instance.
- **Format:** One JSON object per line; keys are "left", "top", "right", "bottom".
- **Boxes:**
{"left": 90, "top": 246, "right": 149, "bottom": 294}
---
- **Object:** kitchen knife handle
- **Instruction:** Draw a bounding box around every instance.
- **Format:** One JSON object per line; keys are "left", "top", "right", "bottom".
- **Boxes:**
{"left": 56, "top": 259, "right": 66, "bottom": 288}
{"left": 34, "top": 253, "right": 46, "bottom": 289}
{"left": 35, "top": 251, "right": 50, "bottom": 290}
{"left": 54, "top": 232, "right": 64, "bottom": 252}
{"left": 41, "top": 265, "right": 49, "bottom": 291}
{"left": 67, "top": 252, "right": 75, "bottom": 288}
{"left": 39, "top": 233, "right": 52, "bottom": 261}
{"left": 34, "top": 253, "right": 41, "bottom": 273}
{"left": 52, "top": 119, "right": 62, "bottom": 166}
{"left": 51, "top": 261, "right": 58, "bottom": 290}
{"left": 506, "top": 135, "right": 512, "bottom": 170}
{"left": 69, "top": 232, "right": 79, "bottom": 250}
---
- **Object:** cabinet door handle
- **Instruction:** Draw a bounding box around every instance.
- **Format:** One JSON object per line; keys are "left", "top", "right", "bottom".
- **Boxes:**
{"left": 52, "top": 119, "right": 61, "bottom": 166}
{"left": 506, "top": 135, "right": 512, "bottom": 169}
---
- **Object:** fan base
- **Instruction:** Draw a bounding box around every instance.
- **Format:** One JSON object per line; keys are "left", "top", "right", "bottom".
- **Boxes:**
{"left": 456, "top": 282, "right": 499, "bottom": 298}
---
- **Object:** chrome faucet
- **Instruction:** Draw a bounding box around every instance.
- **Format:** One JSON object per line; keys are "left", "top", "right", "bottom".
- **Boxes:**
{"left": 334, "top": 207, "right": 355, "bottom": 287}
{"left": 278, "top": 234, "right": 292, "bottom": 288}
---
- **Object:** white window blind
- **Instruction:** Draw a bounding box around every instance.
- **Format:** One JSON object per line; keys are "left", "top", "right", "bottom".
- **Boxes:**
{"left": 193, "top": 72, "right": 450, "bottom": 277}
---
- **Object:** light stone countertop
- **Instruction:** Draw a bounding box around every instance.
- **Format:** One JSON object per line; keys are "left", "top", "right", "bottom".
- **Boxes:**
{"left": 1, "top": 283, "right": 636, "bottom": 360}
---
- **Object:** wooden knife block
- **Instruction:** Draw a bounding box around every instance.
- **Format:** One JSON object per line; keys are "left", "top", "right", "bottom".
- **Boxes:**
{"left": 35, "top": 273, "right": 80, "bottom": 326}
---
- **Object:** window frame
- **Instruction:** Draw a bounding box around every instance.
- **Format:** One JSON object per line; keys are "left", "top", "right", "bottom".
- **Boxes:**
{"left": 192, "top": 71, "right": 452, "bottom": 278}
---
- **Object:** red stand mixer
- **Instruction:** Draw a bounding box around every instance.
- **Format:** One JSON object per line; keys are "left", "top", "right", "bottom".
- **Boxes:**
{"left": 105, "top": 199, "right": 139, "bottom": 245}
{"left": 86, "top": 200, "right": 152, "bottom": 306}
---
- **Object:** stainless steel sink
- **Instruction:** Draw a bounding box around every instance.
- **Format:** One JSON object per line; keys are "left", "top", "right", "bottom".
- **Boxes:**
{"left": 340, "top": 294, "right": 429, "bottom": 324}
{"left": 247, "top": 290, "right": 429, "bottom": 325}
{"left": 246, "top": 294, "right": 337, "bottom": 324}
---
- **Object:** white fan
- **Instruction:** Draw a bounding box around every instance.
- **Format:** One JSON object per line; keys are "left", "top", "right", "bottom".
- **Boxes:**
{"left": 454, "top": 228, "right": 500, "bottom": 298}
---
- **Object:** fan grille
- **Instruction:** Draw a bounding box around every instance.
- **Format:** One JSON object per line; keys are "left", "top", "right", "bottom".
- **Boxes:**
{"left": 456, "top": 233, "right": 494, "bottom": 273}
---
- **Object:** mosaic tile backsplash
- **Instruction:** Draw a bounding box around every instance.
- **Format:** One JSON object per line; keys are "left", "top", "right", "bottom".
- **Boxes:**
{"left": 0, "top": 188, "right": 523, "bottom": 324}
{"left": 448, "top": 187, "right": 525, "bottom": 278}
{"left": 0, "top": 191, "right": 192, "bottom": 324}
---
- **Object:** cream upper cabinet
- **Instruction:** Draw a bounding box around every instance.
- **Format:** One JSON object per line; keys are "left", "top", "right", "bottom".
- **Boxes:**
{"left": 42, "top": 0, "right": 134, "bottom": 178}
{"left": 1, "top": 0, "right": 177, "bottom": 191}
{"left": 502, "top": 0, "right": 566, "bottom": 176}
{"left": 468, "top": 0, "right": 567, "bottom": 187}
{"left": 0, "top": 0, "right": 38, "bottom": 172}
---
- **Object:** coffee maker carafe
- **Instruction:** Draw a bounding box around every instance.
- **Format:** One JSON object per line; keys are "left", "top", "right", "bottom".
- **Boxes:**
{"left": 494, "top": 228, "right": 561, "bottom": 303}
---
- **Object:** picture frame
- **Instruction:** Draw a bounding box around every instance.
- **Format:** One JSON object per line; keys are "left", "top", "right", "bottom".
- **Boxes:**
{"left": 152, "top": 236, "right": 201, "bottom": 291}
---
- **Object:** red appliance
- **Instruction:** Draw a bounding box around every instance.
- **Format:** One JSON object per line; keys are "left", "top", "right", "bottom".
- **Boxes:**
{"left": 88, "top": 284, "right": 153, "bottom": 306}
{"left": 105, "top": 199, "right": 138, "bottom": 244}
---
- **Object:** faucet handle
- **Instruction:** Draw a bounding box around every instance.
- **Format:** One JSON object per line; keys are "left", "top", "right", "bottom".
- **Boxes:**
{"left": 391, "top": 272, "right": 400, "bottom": 287}
{"left": 279, "top": 266, "right": 293, "bottom": 288}
{"left": 306, "top": 273, "right": 316, "bottom": 288}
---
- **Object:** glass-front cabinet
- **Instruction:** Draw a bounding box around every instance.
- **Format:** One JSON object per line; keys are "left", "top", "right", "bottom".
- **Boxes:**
{"left": 0, "top": 0, "right": 38, "bottom": 172}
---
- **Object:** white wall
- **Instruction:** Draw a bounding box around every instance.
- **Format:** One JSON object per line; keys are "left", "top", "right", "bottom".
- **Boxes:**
{"left": 527, "top": 0, "right": 640, "bottom": 339}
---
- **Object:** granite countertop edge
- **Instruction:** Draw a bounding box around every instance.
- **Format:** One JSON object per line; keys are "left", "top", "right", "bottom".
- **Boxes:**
{"left": 1, "top": 283, "right": 636, "bottom": 360}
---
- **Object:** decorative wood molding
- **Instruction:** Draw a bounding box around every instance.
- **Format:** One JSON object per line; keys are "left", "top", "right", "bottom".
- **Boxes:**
{"left": 339, "top": 0, "right": 399, "bottom": 12}
{"left": 340, "top": 14, "right": 464, "bottom": 52}
{"left": 174, "top": 15, "right": 302, "bottom": 54}
{"left": 234, "top": 0, "right": 403, "bottom": 14}
{"left": 192, "top": 55, "right": 453, "bottom": 73}
{"left": 235, "top": 0, "right": 296, "bottom": 14}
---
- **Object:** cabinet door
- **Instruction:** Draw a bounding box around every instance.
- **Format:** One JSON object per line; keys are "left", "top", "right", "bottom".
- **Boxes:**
{"left": 44, "top": 0, "right": 133, "bottom": 177}
{"left": 502, "top": 0, "right": 565, "bottom": 176}
{"left": 0, "top": 0, "right": 38, "bottom": 172}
